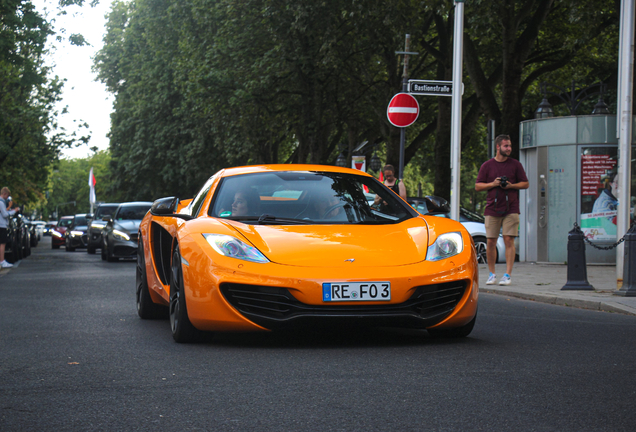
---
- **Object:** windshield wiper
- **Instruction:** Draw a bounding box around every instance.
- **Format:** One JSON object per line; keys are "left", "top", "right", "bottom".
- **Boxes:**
{"left": 257, "top": 214, "right": 313, "bottom": 225}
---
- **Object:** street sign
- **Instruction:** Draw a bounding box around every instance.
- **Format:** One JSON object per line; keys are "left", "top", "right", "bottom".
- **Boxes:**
{"left": 387, "top": 93, "right": 419, "bottom": 127}
{"left": 408, "top": 80, "right": 456, "bottom": 96}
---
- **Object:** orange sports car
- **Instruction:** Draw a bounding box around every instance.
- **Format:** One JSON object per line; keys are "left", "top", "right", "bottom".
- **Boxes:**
{"left": 136, "top": 165, "right": 478, "bottom": 342}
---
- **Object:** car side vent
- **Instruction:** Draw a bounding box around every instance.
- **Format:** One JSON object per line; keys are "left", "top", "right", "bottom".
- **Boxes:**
{"left": 151, "top": 222, "right": 173, "bottom": 285}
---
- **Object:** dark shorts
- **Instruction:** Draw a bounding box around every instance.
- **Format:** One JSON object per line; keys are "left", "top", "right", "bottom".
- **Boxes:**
{"left": 0, "top": 228, "right": 7, "bottom": 244}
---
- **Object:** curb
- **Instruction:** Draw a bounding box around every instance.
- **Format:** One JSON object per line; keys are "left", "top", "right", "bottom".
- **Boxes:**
{"left": 482, "top": 287, "right": 636, "bottom": 316}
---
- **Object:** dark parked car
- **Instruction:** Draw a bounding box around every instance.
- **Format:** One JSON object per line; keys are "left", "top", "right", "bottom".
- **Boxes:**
{"left": 64, "top": 214, "right": 90, "bottom": 252}
{"left": 102, "top": 202, "right": 152, "bottom": 262}
{"left": 86, "top": 203, "right": 120, "bottom": 254}
{"left": 5, "top": 214, "right": 30, "bottom": 263}
{"left": 51, "top": 216, "right": 73, "bottom": 249}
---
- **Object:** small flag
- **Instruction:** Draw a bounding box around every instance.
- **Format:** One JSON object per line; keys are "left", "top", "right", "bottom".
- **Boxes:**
{"left": 89, "top": 167, "right": 96, "bottom": 205}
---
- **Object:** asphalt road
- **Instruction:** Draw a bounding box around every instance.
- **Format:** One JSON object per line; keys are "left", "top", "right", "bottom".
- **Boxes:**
{"left": 2, "top": 237, "right": 636, "bottom": 431}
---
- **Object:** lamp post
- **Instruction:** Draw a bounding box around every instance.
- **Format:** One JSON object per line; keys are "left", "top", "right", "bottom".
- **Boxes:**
{"left": 536, "top": 81, "right": 609, "bottom": 116}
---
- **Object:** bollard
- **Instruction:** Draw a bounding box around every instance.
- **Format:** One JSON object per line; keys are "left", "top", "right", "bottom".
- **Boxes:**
{"left": 562, "top": 223, "right": 594, "bottom": 291}
{"left": 615, "top": 225, "right": 636, "bottom": 297}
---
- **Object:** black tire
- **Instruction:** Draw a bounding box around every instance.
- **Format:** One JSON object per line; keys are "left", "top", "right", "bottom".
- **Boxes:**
{"left": 87, "top": 244, "right": 96, "bottom": 254}
{"left": 169, "top": 246, "right": 200, "bottom": 343}
{"left": 101, "top": 240, "right": 107, "bottom": 261}
{"left": 65, "top": 238, "right": 75, "bottom": 252}
{"left": 473, "top": 236, "right": 497, "bottom": 264}
{"left": 136, "top": 239, "right": 166, "bottom": 319}
{"left": 427, "top": 312, "right": 477, "bottom": 338}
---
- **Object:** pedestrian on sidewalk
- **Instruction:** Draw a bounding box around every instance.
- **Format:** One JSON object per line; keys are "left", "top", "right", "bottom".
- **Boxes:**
{"left": 475, "top": 135, "right": 528, "bottom": 286}
{"left": 1, "top": 186, "right": 20, "bottom": 268}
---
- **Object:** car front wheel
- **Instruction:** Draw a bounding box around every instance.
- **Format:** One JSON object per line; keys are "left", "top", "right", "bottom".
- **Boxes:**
{"left": 169, "top": 246, "right": 199, "bottom": 343}
{"left": 473, "top": 236, "right": 498, "bottom": 264}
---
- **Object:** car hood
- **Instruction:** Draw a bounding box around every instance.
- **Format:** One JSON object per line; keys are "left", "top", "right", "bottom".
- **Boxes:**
{"left": 225, "top": 219, "right": 430, "bottom": 267}
{"left": 114, "top": 220, "right": 141, "bottom": 234}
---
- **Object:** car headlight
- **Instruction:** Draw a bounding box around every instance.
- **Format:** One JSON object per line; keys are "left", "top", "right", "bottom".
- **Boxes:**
{"left": 52, "top": 230, "right": 62, "bottom": 238}
{"left": 203, "top": 234, "right": 269, "bottom": 263}
{"left": 71, "top": 230, "right": 84, "bottom": 237}
{"left": 426, "top": 232, "right": 463, "bottom": 261}
{"left": 112, "top": 229, "right": 130, "bottom": 241}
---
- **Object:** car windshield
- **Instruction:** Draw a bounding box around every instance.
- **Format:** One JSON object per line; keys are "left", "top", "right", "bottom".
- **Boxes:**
{"left": 95, "top": 205, "right": 118, "bottom": 218}
{"left": 74, "top": 216, "right": 87, "bottom": 226}
{"left": 115, "top": 205, "right": 151, "bottom": 221}
{"left": 58, "top": 219, "right": 73, "bottom": 228}
{"left": 209, "top": 171, "right": 416, "bottom": 225}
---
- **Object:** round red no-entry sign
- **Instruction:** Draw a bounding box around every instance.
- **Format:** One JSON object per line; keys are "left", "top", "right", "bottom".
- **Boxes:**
{"left": 387, "top": 93, "right": 419, "bottom": 127}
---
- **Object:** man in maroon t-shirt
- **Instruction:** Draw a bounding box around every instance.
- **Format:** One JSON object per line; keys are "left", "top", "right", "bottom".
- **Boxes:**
{"left": 475, "top": 135, "right": 528, "bottom": 286}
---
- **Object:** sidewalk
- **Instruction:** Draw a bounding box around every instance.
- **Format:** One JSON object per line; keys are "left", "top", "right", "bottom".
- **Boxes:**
{"left": 481, "top": 262, "right": 636, "bottom": 316}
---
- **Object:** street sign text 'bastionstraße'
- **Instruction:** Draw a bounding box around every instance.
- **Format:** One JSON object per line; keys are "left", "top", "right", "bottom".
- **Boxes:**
{"left": 408, "top": 80, "right": 454, "bottom": 96}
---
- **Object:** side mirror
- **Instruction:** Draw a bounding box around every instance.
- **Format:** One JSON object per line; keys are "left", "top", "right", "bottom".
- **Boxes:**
{"left": 424, "top": 196, "right": 451, "bottom": 214}
{"left": 151, "top": 197, "right": 179, "bottom": 215}
{"left": 150, "top": 197, "right": 193, "bottom": 220}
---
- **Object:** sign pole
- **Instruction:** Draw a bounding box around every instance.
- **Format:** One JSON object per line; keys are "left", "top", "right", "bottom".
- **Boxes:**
{"left": 399, "top": 35, "right": 411, "bottom": 181}
{"left": 450, "top": 1, "right": 465, "bottom": 222}
{"left": 395, "top": 35, "right": 419, "bottom": 180}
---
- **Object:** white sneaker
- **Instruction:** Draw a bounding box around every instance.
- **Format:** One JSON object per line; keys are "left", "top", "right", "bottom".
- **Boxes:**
{"left": 486, "top": 273, "right": 496, "bottom": 285}
{"left": 499, "top": 273, "right": 511, "bottom": 285}
{"left": 1, "top": 260, "right": 13, "bottom": 268}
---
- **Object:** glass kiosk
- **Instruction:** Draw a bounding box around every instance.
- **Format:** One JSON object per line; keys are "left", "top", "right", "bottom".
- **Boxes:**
{"left": 519, "top": 115, "right": 636, "bottom": 264}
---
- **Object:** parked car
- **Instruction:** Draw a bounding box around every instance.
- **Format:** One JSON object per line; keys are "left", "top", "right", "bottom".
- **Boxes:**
{"left": 43, "top": 221, "right": 57, "bottom": 236}
{"left": 136, "top": 165, "right": 478, "bottom": 343}
{"left": 64, "top": 214, "right": 90, "bottom": 252}
{"left": 86, "top": 203, "right": 120, "bottom": 254}
{"left": 4, "top": 216, "right": 22, "bottom": 263}
{"left": 51, "top": 216, "right": 73, "bottom": 249}
{"left": 407, "top": 196, "right": 507, "bottom": 264}
{"left": 25, "top": 221, "right": 39, "bottom": 247}
{"left": 5, "top": 214, "right": 30, "bottom": 262}
{"left": 31, "top": 220, "right": 46, "bottom": 240}
{"left": 102, "top": 202, "right": 152, "bottom": 262}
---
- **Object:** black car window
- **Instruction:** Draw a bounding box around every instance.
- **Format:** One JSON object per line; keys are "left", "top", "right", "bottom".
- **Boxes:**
{"left": 58, "top": 219, "right": 73, "bottom": 228}
{"left": 74, "top": 216, "right": 87, "bottom": 226}
{"left": 191, "top": 176, "right": 216, "bottom": 217}
{"left": 95, "top": 205, "right": 119, "bottom": 219}
{"left": 115, "top": 205, "right": 151, "bottom": 221}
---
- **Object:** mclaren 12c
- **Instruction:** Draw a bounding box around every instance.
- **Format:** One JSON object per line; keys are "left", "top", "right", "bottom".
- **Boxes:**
{"left": 136, "top": 165, "right": 479, "bottom": 342}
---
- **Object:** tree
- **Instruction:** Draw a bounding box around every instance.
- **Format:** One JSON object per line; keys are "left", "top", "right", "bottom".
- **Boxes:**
{"left": 0, "top": 0, "right": 91, "bottom": 207}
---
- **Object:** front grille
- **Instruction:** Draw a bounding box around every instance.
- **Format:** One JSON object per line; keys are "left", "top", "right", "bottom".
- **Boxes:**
{"left": 113, "top": 245, "right": 137, "bottom": 257}
{"left": 220, "top": 281, "right": 467, "bottom": 329}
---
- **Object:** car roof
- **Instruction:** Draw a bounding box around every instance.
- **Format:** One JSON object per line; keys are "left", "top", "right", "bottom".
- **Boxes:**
{"left": 216, "top": 164, "right": 374, "bottom": 179}
{"left": 117, "top": 201, "right": 153, "bottom": 207}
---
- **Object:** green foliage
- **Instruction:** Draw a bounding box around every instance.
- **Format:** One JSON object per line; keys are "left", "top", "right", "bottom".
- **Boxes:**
{"left": 0, "top": 0, "right": 93, "bottom": 210}
{"left": 93, "top": 0, "right": 622, "bottom": 212}
{"left": 45, "top": 149, "right": 117, "bottom": 218}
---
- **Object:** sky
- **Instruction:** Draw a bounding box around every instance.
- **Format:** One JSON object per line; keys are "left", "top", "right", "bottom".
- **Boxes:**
{"left": 33, "top": 0, "right": 115, "bottom": 160}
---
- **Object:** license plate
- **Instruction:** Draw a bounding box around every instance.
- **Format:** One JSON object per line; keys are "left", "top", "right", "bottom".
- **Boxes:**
{"left": 322, "top": 282, "right": 391, "bottom": 302}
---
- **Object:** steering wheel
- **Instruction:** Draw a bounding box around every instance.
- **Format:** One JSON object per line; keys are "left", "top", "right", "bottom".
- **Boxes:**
{"left": 321, "top": 202, "right": 348, "bottom": 219}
